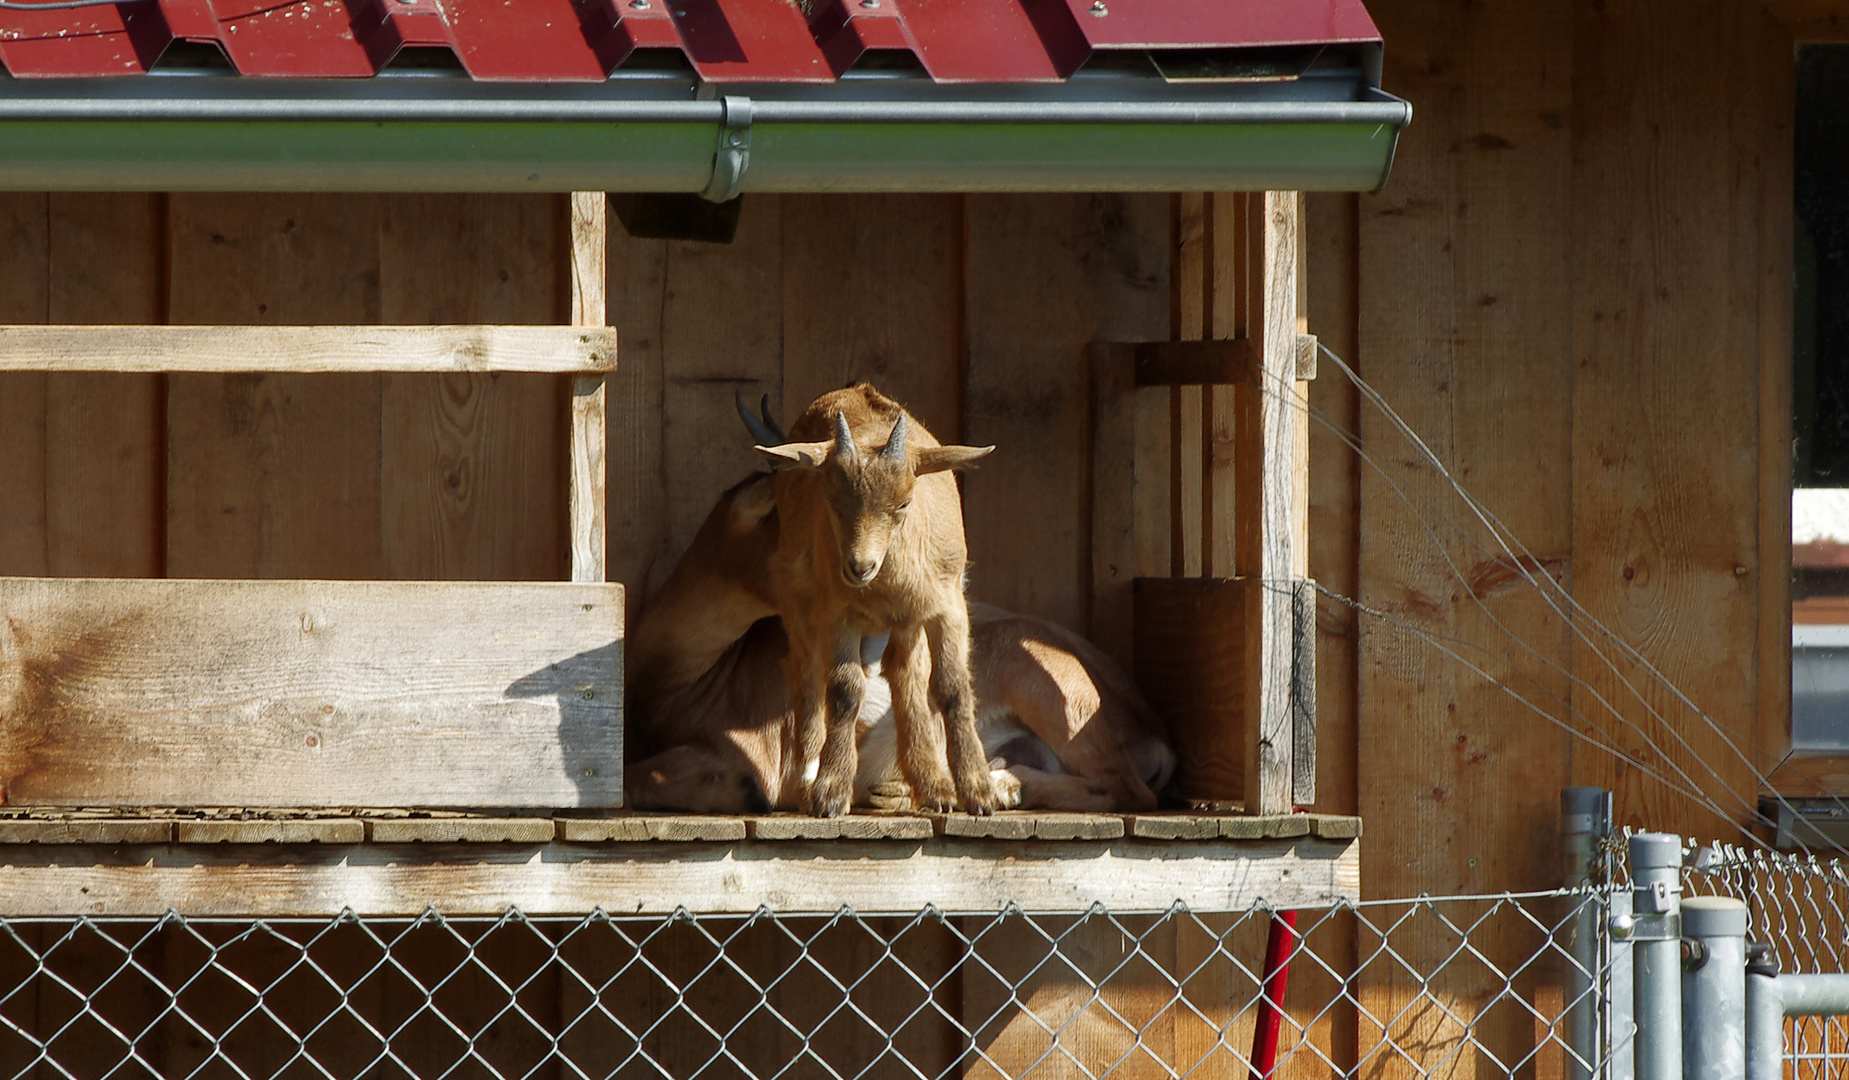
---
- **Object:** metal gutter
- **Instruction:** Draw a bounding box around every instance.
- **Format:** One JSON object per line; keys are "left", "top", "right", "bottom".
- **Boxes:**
{"left": 0, "top": 69, "right": 1410, "bottom": 193}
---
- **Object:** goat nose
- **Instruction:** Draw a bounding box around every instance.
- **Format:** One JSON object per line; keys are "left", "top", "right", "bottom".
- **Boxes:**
{"left": 845, "top": 560, "right": 878, "bottom": 586}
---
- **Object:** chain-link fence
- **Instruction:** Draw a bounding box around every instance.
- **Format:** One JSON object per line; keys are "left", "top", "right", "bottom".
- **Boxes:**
{"left": 0, "top": 893, "right": 1621, "bottom": 1080}
{"left": 1, "top": 820, "right": 1846, "bottom": 1079}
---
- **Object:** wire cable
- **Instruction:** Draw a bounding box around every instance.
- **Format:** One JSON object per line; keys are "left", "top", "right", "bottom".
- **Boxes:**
{"left": 1261, "top": 346, "right": 1834, "bottom": 855}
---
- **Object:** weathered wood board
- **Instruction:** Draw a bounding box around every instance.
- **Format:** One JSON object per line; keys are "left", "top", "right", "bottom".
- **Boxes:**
{"left": 0, "top": 325, "right": 616, "bottom": 373}
{"left": 0, "top": 578, "right": 623, "bottom": 807}
{"left": 0, "top": 836, "right": 1359, "bottom": 917}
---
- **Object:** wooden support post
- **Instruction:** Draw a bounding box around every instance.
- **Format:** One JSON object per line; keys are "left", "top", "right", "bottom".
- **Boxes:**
{"left": 1235, "top": 192, "right": 1301, "bottom": 816}
{"left": 569, "top": 192, "right": 609, "bottom": 584}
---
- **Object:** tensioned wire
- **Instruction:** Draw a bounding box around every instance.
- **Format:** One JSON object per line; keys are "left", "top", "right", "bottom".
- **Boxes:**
{"left": 1254, "top": 341, "right": 1848, "bottom": 858}
{"left": 1243, "top": 352, "right": 1749, "bottom": 830}
{"left": 1279, "top": 349, "right": 1806, "bottom": 852}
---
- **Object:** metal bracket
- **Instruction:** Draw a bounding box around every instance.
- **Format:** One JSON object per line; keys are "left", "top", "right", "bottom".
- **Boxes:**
{"left": 701, "top": 95, "right": 753, "bottom": 204}
{"left": 1628, "top": 880, "right": 1682, "bottom": 941}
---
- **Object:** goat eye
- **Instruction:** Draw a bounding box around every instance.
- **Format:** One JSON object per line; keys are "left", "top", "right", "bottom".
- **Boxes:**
{"left": 897, "top": 500, "right": 911, "bottom": 513}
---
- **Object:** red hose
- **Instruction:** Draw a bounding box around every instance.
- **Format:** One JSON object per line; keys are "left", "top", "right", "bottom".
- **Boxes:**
{"left": 1248, "top": 907, "right": 1299, "bottom": 1080}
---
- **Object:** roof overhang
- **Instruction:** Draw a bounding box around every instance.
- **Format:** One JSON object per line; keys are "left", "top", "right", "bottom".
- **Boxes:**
{"left": 0, "top": 0, "right": 1409, "bottom": 194}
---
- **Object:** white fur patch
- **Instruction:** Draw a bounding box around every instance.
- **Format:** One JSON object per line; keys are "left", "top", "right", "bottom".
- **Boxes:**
{"left": 802, "top": 759, "right": 819, "bottom": 784}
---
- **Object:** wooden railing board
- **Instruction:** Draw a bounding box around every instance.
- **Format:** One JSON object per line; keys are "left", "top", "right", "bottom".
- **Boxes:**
{"left": 0, "top": 324, "right": 616, "bottom": 373}
{"left": 0, "top": 577, "right": 623, "bottom": 808}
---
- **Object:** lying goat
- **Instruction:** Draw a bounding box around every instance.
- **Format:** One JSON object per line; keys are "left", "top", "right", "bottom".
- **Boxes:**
{"left": 625, "top": 467, "right": 1175, "bottom": 814}
{"left": 753, "top": 385, "right": 995, "bottom": 816}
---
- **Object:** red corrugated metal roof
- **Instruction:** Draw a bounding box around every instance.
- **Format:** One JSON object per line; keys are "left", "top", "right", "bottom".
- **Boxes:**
{"left": 0, "top": 0, "right": 1380, "bottom": 83}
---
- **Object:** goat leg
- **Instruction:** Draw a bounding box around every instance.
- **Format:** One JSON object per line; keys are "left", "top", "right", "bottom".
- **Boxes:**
{"left": 782, "top": 630, "right": 830, "bottom": 813}
{"left": 884, "top": 623, "right": 957, "bottom": 813}
{"left": 810, "top": 626, "right": 866, "bottom": 818}
{"left": 927, "top": 611, "right": 1000, "bottom": 815}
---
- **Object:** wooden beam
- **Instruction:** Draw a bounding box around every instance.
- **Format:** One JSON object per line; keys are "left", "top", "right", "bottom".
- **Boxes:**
{"left": 569, "top": 192, "right": 609, "bottom": 584}
{"left": 0, "top": 324, "right": 616, "bottom": 373}
{"left": 1292, "top": 577, "right": 1317, "bottom": 806}
{"left": 1235, "top": 192, "right": 1301, "bottom": 816}
{"left": 0, "top": 577, "right": 624, "bottom": 807}
{"left": 0, "top": 836, "right": 1360, "bottom": 917}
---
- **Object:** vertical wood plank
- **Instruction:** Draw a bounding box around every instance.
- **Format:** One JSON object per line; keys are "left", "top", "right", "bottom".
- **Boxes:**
{"left": 1174, "top": 193, "right": 1206, "bottom": 578}
{"left": 606, "top": 210, "right": 670, "bottom": 613}
{"left": 45, "top": 193, "right": 167, "bottom": 579}
{"left": 965, "top": 194, "right": 1168, "bottom": 633}
{"left": 658, "top": 197, "right": 786, "bottom": 567}
{"left": 165, "top": 194, "right": 386, "bottom": 579}
{"left": 1358, "top": 0, "right": 1575, "bottom": 1070}
{"left": 1207, "top": 192, "right": 1247, "bottom": 579}
{"left": 1237, "top": 192, "right": 1300, "bottom": 817}
{"left": 781, "top": 195, "right": 964, "bottom": 438}
{"left": 0, "top": 194, "right": 49, "bottom": 577}
{"left": 376, "top": 194, "right": 565, "bottom": 581}
{"left": 1305, "top": 191, "right": 1361, "bottom": 821}
{"left": 571, "top": 192, "right": 609, "bottom": 584}
{"left": 1569, "top": 0, "right": 1765, "bottom": 840}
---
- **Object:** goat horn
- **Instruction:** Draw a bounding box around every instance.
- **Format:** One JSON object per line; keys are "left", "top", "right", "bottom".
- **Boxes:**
{"left": 735, "top": 391, "right": 782, "bottom": 447}
{"left": 833, "top": 411, "right": 857, "bottom": 459}
{"left": 881, "top": 413, "right": 908, "bottom": 460}
{"left": 759, "top": 394, "right": 787, "bottom": 443}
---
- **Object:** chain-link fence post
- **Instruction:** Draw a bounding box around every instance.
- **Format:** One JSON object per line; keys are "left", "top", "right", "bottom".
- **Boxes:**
{"left": 1563, "top": 786, "right": 1610, "bottom": 1080}
{"left": 1745, "top": 950, "right": 1783, "bottom": 1080}
{"left": 1630, "top": 833, "right": 1683, "bottom": 1080}
{"left": 1681, "top": 895, "right": 1746, "bottom": 1080}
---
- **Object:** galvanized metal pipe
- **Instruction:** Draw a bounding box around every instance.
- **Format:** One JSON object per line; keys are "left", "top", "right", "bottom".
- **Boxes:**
{"left": 1630, "top": 833, "right": 1683, "bottom": 1080}
{"left": 1612, "top": 919, "right": 1637, "bottom": 1080}
{"left": 1681, "top": 896, "right": 1746, "bottom": 1080}
{"left": 1745, "top": 970, "right": 1849, "bottom": 1080}
{"left": 1745, "top": 972, "right": 1783, "bottom": 1080}
{"left": 1562, "top": 786, "right": 1609, "bottom": 1080}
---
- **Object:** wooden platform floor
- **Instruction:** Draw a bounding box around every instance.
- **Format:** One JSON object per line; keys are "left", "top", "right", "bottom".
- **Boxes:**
{"left": 0, "top": 809, "right": 1361, "bottom": 845}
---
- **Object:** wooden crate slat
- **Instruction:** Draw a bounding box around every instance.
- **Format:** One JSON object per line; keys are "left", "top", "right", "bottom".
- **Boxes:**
{"left": 0, "top": 577, "right": 623, "bottom": 808}
{"left": 0, "top": 325, "right": 617, "bottom": 374}
{"left": 0, "top": 836, "right": 1359, "bottom": 917}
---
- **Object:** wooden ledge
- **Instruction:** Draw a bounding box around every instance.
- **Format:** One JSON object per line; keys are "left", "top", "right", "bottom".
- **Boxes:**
{"left": 0, "top": 325, "right": 617, "bottom": 374}
{"left": 0, "top": 832, "right": 1359, "bottom": 917}
{"left": 0, "top": 811, "right": 1361, "bottom": 846}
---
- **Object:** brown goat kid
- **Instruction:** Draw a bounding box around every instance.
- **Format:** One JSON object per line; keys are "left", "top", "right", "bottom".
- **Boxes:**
{"left": 624, "top": 470, "right": 1175, "bottom": 814}
{"left": 755, "top": 384, "right": 996, "bottom": 817}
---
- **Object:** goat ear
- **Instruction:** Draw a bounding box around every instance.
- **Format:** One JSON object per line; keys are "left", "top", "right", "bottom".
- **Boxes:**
{"left": 731, "top": 473, "right": 779, "bottom": 526}
{"left": 754, "top": 441, "right": 832, "bottom": 470}
{"left": 913, "top": 444, "right": 996, "bottom": 475}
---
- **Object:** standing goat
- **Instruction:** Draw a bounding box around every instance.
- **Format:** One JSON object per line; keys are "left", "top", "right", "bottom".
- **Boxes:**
{"left": 755, "top": 384, "right": 996, "bottom": 816}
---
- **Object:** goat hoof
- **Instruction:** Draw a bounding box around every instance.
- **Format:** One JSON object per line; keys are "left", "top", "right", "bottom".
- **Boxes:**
{"left": 809, "top": 778, "right": 852, "bottom": 818}
{"left": 868, "top": 780, "right": 914, "bottom": 811}
{"left": 990, "top": 769, "right": 1024, "bottom": 810}
{"left": 957, "top": 778, "right": 1003, "bottom": 816}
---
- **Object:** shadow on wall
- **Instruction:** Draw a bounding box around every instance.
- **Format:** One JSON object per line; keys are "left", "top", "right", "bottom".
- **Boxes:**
{"left": 505, "top": 639, "right": 625, "bottom": 807}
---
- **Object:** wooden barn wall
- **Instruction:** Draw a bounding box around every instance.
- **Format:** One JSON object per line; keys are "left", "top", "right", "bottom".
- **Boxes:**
{"left": 1300, "top": 0, "right": 1795, "bottom": 1068}
{"left": 0, "top": 0, "right": 1809, "bottom": 1065}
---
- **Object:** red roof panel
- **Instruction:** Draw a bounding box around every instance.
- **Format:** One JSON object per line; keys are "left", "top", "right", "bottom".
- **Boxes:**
{"left": 0, "top": 2, "right": 166, "bottom": 77}
{"left": 0, "top": 0, "right": 1380, "bottom": 81}
{"left": 210, "top": 0, "right": 385, "bottom": 78}
{"left": 436, "top": 0, "right": 618, "bottom": 81}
